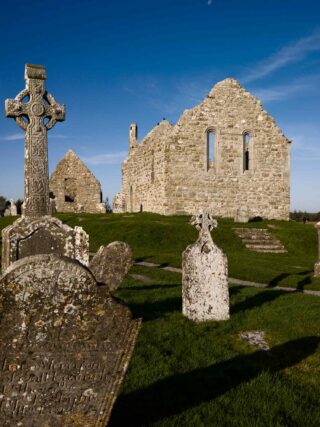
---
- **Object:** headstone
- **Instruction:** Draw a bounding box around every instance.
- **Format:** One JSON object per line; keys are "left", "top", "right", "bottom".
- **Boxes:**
{"left": 234, "top": 205, "right": 249, "bottom": 223}
{"left": 90, "top": 241, "right": 133, "bottom": 290}
{"left": 182, "top": 211, "right": 230, "bottom": 322}
{"left": 0, "top": 254, "right": 141, "bottom": 426}
{"left": 2, "top": 64, "right": 89, "bottom": 273}
{"left": 314, "top": 222, "right": 320, "bottom": 277}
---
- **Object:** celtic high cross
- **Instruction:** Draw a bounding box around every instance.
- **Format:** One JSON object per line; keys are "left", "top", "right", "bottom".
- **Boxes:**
{"left": 190, "top": 211, "right": 217, "bottom": 240}
{"left": 5, "top": 64, "right": 65, "bottom": 217}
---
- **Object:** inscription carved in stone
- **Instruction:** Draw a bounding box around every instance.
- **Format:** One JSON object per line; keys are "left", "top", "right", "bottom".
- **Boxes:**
{"left": 0, "top": 254, "right": 141, "bottom": 426}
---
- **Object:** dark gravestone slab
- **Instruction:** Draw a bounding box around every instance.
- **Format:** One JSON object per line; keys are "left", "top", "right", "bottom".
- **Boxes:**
{"left": 1, "top": 216, "right": 89, "bottom": 273}
{"left": 0, "top": 254, "right": 141, "bottom": 426}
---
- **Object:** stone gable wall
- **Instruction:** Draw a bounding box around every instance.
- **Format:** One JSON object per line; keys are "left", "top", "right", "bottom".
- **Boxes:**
{"left": 120, "top": 79, "right": 290, "bottom": 220}
{"left": 50, "top": 150, "right": 105, "bottom": 213}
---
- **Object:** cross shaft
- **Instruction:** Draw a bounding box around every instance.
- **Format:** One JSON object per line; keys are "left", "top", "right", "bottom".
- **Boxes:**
{"left": 5, "top": 64, "right": 65, "bottom": 218}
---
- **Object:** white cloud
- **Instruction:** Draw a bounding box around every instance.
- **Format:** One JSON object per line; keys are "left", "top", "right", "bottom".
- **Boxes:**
{"left": 208, "top": 0, "right": 213, "bottom": 5}
{"left": 251, "top": 73, "right": 320, "bottom": 102}
{"left": 0, "top": 133, "right": 24, "bottom": 141}
{"left": 0, "top": 133, "right": 72, "bottom": 141}
{"left": 82, "top": 151, "right": 127, "bottom": 165}
{"left": 242, "top": 28, "right": 320, "bottom": 83}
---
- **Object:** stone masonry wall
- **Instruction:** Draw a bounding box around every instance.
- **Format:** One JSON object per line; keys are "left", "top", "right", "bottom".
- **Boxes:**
{"left": 50, "top": 150, "right": 105, "bottom": 213}
{"left": 121, "top": 79, "right": 291, "bottom": 220}
{"left": 122, "top": 120, "right": 172, "bottom": 214}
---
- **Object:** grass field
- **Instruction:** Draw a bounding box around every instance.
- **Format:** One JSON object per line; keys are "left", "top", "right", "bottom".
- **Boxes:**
{"left": 0, "top": 213, "right": 319, "bottom": 426}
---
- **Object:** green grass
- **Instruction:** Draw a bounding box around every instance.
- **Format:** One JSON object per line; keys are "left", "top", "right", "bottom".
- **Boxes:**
{"left": 2, "top": 212, "right": 317, "bottom": 290}
{"left": 0, "top": 213, "right": 319, "bottom": 426}
{"left": 109, "top": 267, "right": 320, "bottom": 426}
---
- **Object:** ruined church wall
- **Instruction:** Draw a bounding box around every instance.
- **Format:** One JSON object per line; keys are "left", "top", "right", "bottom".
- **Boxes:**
{"left": 122, "top": 140, "right": 168, "bottom": 214}
{"left": 121, "top": 79, "right": 290, "bottom": 220}
{"left": 164, "top": 80, "right": 290, "bottom": 219}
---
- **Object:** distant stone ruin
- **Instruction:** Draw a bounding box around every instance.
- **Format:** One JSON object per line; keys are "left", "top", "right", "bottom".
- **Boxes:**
{"left": 50, "top": 150, "right": 106, "bottom": 213}
{"left": 4, "top": 199, "right": 17, "bottom": 217}
{"left": 116, "top": 78, "right": 291, "bottom": 220}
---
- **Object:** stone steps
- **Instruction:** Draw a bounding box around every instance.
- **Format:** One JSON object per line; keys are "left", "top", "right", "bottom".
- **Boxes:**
{"left": 233, "top": 228, "right": 287, "bottom": 253}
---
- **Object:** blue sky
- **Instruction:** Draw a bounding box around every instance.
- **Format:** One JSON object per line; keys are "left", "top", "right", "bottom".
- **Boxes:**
{"left": 0, "top": 0, "right": 319, "bottom": 211}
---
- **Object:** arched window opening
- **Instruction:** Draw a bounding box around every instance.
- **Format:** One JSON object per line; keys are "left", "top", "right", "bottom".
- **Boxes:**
{"left": 243, "top": 132, "right": 251, "bottom": 172}
{"left": 207, "top": 129, "right": 215, "bottom": 169}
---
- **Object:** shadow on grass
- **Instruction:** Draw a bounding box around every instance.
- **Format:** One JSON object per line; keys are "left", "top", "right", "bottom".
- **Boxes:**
{"left": 268, "top": 273, "right": 291, "bottom": 287}
{"left": 109, "top": 336, "right": 320, "bottom": 426}
{"left": 231, "top": 289, "right": 287, "bottom": 314}
{"left": 121, "top": 284, "right": 179, "bottom": 291}
{"left": 129, "top": 297, "right": 182, "bottom": 321}
{"left": 135, "top": 256, "right": 156, "bottom": 263}
{"left": 268, "top": 270, "right": 313, "bottom": 291}
{"left": 297, "top": 275, "right": 312, "bottom": 291}
{"left": 229, "top": 285, "right": 245, "bottom": 297}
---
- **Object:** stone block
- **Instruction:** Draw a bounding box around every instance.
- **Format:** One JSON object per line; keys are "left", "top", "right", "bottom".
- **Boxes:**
{"left": 90, "top": 241, "right": 133, "bottom": 290}
{"left": 234, "top": 205, "right": 249, "bottom": 223}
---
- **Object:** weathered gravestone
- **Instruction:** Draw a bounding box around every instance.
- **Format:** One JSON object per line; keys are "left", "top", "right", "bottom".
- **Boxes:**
{"left": 182, "top": 211, "right": 230, "bottom": 322}
{"left": 234, "top": 205, "right": 249, "bottom": 223}
{"left": 0, "top": 64, "right": 141, "bottom": 425}
{"left": 2, "top": 64, "right": 89, "bottom": 273}
{"left": 0, "top": 254, "right": 141, "bottom": 426}
{"left": 314, "top": 222, "right": 320, "bottom": 277}
{"left": 90, "top": 241, "right": 133, "bottom": 291}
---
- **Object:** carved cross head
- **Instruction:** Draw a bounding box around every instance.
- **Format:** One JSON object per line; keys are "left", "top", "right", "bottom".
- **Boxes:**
{"left": 190, "top": 211, "right": 217, "bottom": 234}
{"left": 5, "top": 64, "right": 65, "bottom": 131}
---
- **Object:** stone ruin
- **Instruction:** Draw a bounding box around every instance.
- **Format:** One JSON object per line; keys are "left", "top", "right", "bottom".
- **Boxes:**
{"left": 3, "top": 199, "right": 17, "bottom": 217}
{"left": 182, "top": 211, "right": 230, "bottom": 322}
{"left": 118, "top": 79, "right": 291, "bottom": 220}
{"left": 0, "top": 64, "right": 140, "bottom": 426}
{"left": 314, "top": 222, "right": 320, "bottom": 277}
{"left": 50, "top": 150, "right": 106, "bottom": 214}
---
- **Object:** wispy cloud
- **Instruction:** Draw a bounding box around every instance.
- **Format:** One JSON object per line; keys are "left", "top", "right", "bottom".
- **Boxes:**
{"left": 207, "top": 0, "right": 213, "bottom": 5}
{"left": 82, "top": 151, "right": 127, "bottom": 165}
{"left": 0, "top": 133, "right": 24, "bottom": 141}
{"left": 252, "top": 73, "right": 320, "bottom": 102}
{"left": 242, "top": 28, "right": 320, "bottom": 83}
{"left": 0, "top": 133, "right": 73, "bottom": 141}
